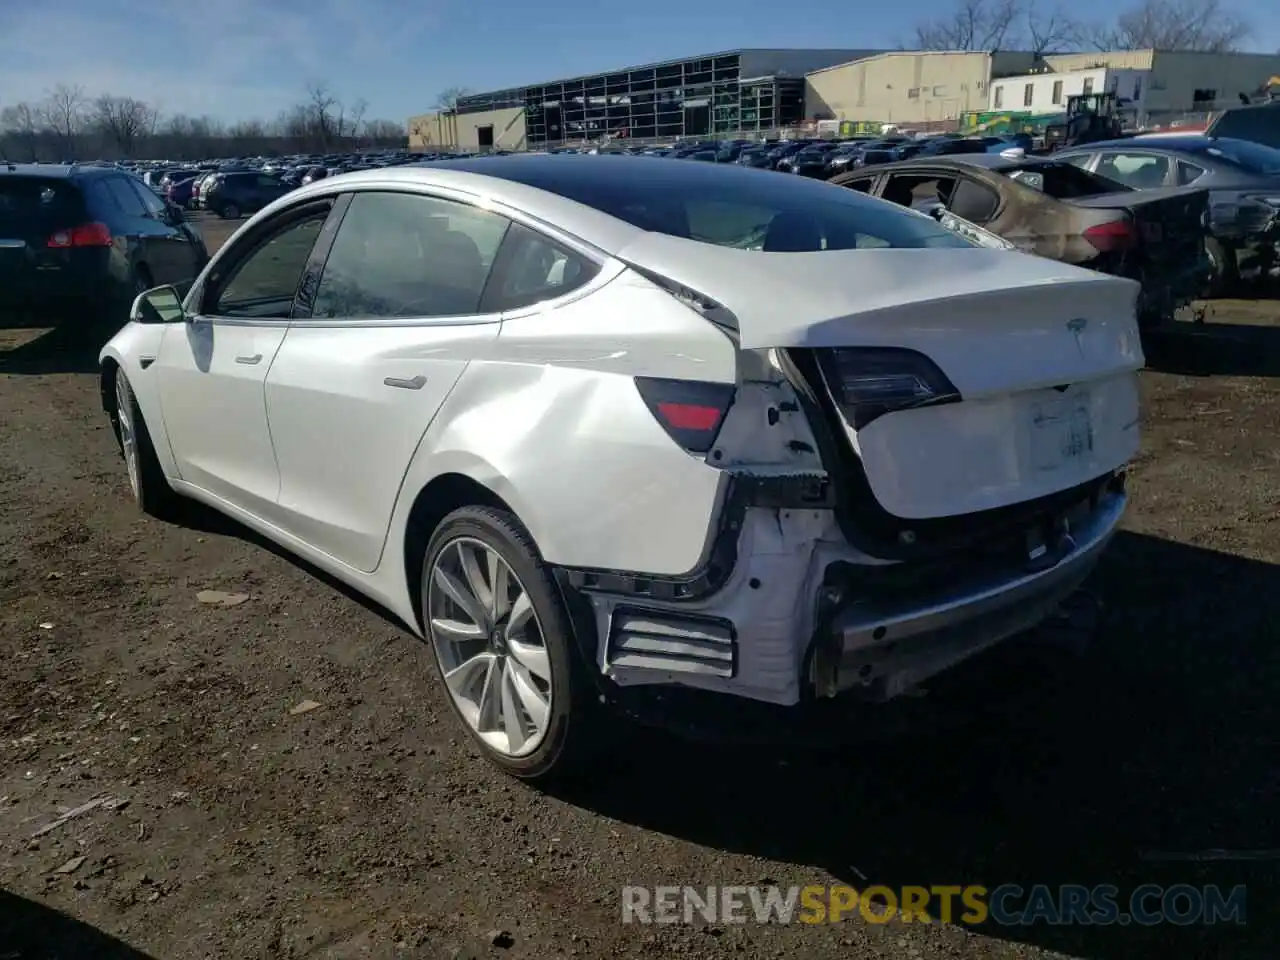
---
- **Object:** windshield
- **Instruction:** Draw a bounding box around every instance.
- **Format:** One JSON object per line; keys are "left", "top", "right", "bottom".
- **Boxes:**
{"left": 448, "top": 155, "right": 974, "bottom": 252}
{"left": 1196, "top": 138, "right": 1280, "bottom": 175}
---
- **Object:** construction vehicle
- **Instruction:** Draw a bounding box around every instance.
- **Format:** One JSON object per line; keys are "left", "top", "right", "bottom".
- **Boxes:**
{"left": 1043, "top": 92, "right": 1124, "bottom": 151}
{"left": 1237, "top": 76, "right": 1280, "bottom": 105}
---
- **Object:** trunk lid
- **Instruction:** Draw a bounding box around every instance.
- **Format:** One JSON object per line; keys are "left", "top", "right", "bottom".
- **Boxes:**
{"left": 618, "top": 236, "right": 1143, "bottom": 519}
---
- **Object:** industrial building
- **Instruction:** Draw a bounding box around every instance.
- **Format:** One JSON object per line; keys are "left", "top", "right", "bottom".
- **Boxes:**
{"left": 407, "top": 48, "right": 882, "bottom": 151}
{"left": 808, "top": 49, "right": 1280, "bottom": 128}
{"left": 410, "top": 47, "right": 1280, "bottom": 149}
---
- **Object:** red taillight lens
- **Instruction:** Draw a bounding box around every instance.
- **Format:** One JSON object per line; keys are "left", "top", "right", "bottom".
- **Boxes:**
{"left": 635, "top": 377, "right": 735, "bottom": 454}
{"left": 1083, "top": 219, "right": 1136, "bottom": 254}
{"left": 47, "top": 222, "right": 112, "bottom": 248}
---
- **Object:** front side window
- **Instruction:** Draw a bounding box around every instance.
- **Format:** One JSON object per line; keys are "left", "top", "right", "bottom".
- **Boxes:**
{"left": 210, "top": 212, "right": 326, "bottom": 319}
{"left": 311, "top": 191, "right": 509, "bottom": 320}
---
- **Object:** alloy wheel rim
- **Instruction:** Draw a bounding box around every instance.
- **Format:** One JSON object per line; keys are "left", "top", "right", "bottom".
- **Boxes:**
{"left": 115, "top": 377, "right": 139, "bottom": 499}
{"left": 427, "top": 537, "right": 553, "bottom": 758}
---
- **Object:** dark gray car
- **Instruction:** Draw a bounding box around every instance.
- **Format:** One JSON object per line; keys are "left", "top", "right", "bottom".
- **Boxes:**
{"left": 1055, "top": 136, "right": 1280, "bottom": 290}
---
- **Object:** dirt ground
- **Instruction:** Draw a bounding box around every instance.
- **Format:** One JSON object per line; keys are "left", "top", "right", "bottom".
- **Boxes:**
{"left": 0, "top": 219, "right": 1277, "bottom": 960}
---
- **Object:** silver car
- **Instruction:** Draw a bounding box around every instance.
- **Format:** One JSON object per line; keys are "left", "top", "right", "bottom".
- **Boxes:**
{"left": 101, "top": 157, "right": 1142, "bottom": 780}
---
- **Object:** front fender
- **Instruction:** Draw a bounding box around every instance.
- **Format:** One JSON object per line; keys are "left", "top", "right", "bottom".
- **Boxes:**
{"left": 99, "top": 323, "right": 179, "bottom": 480}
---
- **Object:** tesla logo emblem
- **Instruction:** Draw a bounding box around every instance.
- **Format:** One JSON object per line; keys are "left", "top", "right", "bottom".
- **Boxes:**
{"left": 1067, "top": 317, "right": 1087, "bottom": 356}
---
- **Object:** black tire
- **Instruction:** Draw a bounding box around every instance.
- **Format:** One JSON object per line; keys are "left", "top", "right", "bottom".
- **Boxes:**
{"left": 421, "top": 505, "right": 603, "bottom": 782}
{"left": 111, "top": 368, "right": 183, "bottom": 521}
{"left": 1204, "top": 237, "right": 1238, "bottom": 298}
{"left": 219, "top": 201, "right": 240, "bottom": 220}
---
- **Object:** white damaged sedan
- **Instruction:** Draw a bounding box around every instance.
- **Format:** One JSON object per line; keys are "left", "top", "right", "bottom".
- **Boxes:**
{"left": 100, "top": 156, "right": 1142, "bottom": 779}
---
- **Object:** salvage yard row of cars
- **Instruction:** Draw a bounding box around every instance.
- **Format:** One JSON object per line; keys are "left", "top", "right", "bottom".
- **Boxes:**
{"left": 0, "top": 107, "right": 1275, "bottom": 780}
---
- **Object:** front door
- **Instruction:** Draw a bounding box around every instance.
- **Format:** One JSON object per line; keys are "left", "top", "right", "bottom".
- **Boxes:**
{"left": 155, "top": 205, "right": 330, "bottom": 517}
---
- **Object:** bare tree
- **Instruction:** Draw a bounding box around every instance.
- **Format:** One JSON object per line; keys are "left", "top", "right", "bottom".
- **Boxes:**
{"left": 39, "top": 84, "right": 87, "bottom": 159}
{"left": 347, "top": 97, "right": 368, "bottom": 144}
{"left": 92, "top": 95, "right": 156, "bottom": 158}
{"left": 434, "top": 86, "right": 473, "bottom": 112}
{"left": 365, "top": 118, "right": 407, "bottom": 147}
{"left": 1084, "top": 0, "right": 1251, "bottom": 52}
{"left": 305, "top": 82, "right": 340, "bottom": 149}
{"left": 0, "top": 101, "right": 41, "bottom": 160}
{"left": 1026, "top": 5, "right": 1080, "bottom": 55}
{"left": 914, "top": 0, "right": 1023, "bottom": 51}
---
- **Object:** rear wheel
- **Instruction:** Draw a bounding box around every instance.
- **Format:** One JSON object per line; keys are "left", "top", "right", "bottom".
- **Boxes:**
{"left": 219, "top": 201, "right": 240, "bottom": 220}
{"left": 112, "top": 369, "right": 182, "bottom": 520}
{"left": 422, "top": 506, "right": 603, "bottom": 781}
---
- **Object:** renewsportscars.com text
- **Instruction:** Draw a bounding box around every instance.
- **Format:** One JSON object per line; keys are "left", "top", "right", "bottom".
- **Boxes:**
{"left": 621, "top": 884, "right": 1247, "bottom": 927}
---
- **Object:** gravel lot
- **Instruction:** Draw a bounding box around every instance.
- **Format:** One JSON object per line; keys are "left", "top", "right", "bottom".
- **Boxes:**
{"left": 0, "top": 217, "right": 1276, "bottom": 960}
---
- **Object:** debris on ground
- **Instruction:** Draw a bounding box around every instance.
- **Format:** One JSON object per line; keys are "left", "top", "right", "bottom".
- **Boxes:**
{"left": 196, "top": 590, "right": 250, "bottom": 607}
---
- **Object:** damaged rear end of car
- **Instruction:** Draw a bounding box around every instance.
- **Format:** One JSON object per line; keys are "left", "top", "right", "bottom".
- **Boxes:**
{"left": 582, "top": 236, "right": 1141, "bottom": 713}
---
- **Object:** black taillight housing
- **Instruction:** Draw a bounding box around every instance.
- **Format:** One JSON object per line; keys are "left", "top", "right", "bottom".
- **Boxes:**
{"left": 634, "top": 377, "right": 735, "bottom": 454}
{"left": 815, "top": 347, "right": 960, "bottom": 430}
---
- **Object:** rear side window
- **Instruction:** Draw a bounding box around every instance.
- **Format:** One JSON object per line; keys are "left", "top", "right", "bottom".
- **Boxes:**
{"left": 1005, "top": 162, "right": 1127, "bottom": 198}
{"left": 487, "top": 223, "right": 598, "bottom": 311}
{"left": 104, "top": 178, "right": 147, "bottom": 216}
{"left": 311, "top": 191, "right": 509, "bottom": 319}
{"left": 0, "top": 178, "right": 85, "bottom": 220}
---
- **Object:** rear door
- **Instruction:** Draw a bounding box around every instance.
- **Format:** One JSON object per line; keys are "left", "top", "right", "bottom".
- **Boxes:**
{"left": 264, "top": 188, "right": 510, "bottom": 571}
{"left": 124, "top": 176, "right": 201, "bottom": 285}
{"left": 100, "top": 175, "right": 174, "bottom": 281}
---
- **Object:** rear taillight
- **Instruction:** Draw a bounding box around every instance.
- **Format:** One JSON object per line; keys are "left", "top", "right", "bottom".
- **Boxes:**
{"left": 815, "top": 347, "right": 960, "bottom": 430}
{"left": 47, "top": 222, "right": 112, "bottom": 248}
{"left": 1083, "top": 219, "right": 1137, "bottom": 254}
{"left": 635, "top": 377, "right": 735, "bottom": 454}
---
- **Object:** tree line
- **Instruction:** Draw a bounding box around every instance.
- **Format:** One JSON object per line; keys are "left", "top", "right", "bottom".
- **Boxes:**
{"left": 0, "top": 83, "right": 407, "bottom": 163}
{"left": 912, "top": 0, "right": 1255, "bottom": 57}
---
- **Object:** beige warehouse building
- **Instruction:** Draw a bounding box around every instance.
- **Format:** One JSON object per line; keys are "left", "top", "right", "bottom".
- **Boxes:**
{"left": 407, "top": 106, "right": 528, "bottom": 152}
{"left": 805, "top": 48, "right": 1280, "bottom": 128}
{"left": 804, "top": 51, "right": 1039, "bottom": 126}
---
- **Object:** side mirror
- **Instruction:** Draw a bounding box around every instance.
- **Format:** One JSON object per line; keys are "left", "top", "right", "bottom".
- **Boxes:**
{"left": 131, "top": 284, "right": 186, "bottom": 325}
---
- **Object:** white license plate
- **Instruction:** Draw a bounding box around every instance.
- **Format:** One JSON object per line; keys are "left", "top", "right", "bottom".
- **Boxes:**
{"left": 1029, "top": 392, "right": 1094, "bottom": 472}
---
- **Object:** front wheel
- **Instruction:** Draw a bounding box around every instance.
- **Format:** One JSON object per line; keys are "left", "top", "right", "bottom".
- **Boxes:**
{"left": 112, "top": 369, "right": 183, "bottom": 520}
{"left": 421, "top": 506, "right": 602, "bottom": 781}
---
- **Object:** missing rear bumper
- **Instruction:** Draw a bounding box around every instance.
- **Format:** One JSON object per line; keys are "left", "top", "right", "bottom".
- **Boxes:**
{"left": 812, "top": 490, "right": 1126, "bottom": 701}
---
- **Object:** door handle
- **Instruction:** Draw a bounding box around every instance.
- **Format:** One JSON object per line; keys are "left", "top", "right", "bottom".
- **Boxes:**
{"left": 383, "top": 375, "right": 426, "bottom": 390}
{"left": 235, "top": 354, "right": 263, "bottom": 365}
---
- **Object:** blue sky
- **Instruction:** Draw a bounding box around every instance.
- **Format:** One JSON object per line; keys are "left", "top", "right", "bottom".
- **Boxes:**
{"left": 0, "top": 0, "right": 1274, "bottom": 124}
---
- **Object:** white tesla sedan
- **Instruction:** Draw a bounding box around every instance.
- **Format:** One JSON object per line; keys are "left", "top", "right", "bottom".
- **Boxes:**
{"left": 100, "top": 156, "right": 1142, "bottom": 780}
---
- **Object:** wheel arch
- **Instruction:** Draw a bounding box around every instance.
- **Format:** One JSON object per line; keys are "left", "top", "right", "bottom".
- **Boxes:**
{"left": 402, "top": 472, "right": 515, "bottom": 632}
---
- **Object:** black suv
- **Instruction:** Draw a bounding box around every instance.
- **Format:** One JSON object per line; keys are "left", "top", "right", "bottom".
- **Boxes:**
{"left": 0, "top": 163, "right": 208, "bottom": 323}
{"left": 204, "top": 172, "right": 292, "bottom": 219}
{"left": 1206, "top": 101, "right": 1280, "bottom": 150}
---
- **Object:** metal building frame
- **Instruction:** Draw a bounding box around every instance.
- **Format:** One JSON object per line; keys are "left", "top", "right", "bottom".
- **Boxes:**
{"left": 454, "top": 52, "right": 808, "bottom": 146}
